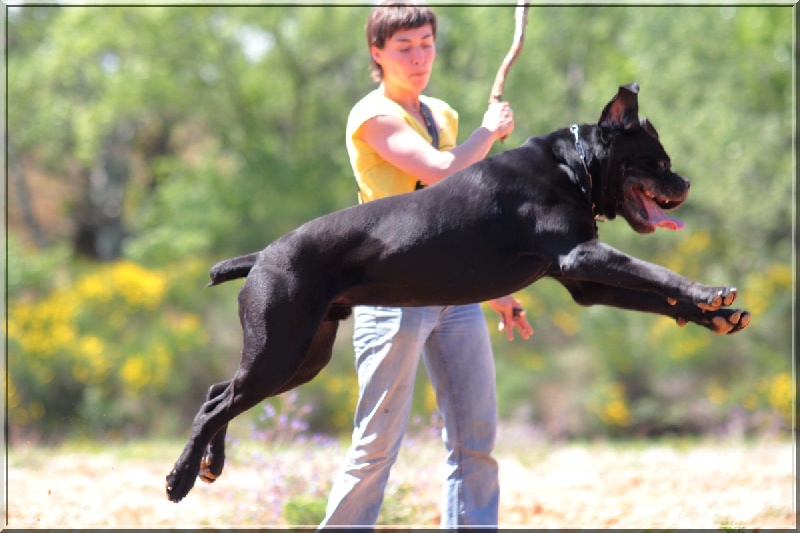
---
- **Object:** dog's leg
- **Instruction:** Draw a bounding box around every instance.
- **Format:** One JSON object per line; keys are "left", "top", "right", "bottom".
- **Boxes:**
{"left": 167, "top": 274, "right": 332, "bottom": 502}
{"left": 166, "top": 346, "right": 313, "bottom": 502}
{"left": 193, "top": 304, "right": 350, "bottom": 487}
{"left": 559, "top": 240, "right": 740, "bottom": 313}
{"left": 198, "top": 380, "right": 230, "bottom": 484}
{"left": 273, "top": 305, "right": 351, "bottom": 395}
{"left": 557, "top": 279, "right": 750, "bottom": 334}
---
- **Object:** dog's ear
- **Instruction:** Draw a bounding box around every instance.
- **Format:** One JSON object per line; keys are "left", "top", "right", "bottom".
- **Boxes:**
{"left": 599, "top": 82, "right": 640, "bottom": 130}
{"left": 640, "top": 117, "right": 659, "bottom": 139}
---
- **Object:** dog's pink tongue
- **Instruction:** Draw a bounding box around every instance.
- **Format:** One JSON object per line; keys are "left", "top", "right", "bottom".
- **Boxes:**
{"left": 643, "top": 196, "right": 685, "bottom": 231}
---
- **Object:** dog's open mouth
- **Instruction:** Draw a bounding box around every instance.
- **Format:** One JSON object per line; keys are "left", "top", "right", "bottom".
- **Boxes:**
{"left": 631, "top": 186, "right": 685, "bottom": 231}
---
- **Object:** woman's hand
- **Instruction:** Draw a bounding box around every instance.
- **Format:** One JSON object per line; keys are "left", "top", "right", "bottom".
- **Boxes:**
{"left": 487, "top": 295, "right": 533, "bottom": 341}
{"left": 482, "top": 101, "right": 515, "bottom": 142}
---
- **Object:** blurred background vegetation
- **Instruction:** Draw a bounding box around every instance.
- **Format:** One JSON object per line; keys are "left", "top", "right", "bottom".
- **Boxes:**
{"left": 5, "top": 4, "right": 794, "bottom": 444}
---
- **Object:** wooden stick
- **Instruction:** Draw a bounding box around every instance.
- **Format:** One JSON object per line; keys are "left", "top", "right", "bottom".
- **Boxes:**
{"left": 489, "top": 1, "right": 530, "bottom": 105}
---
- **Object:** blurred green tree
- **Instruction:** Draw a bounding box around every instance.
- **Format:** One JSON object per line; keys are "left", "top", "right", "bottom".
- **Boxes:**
{"left": 6, "top": 5, "right": 793, "bottom": 440}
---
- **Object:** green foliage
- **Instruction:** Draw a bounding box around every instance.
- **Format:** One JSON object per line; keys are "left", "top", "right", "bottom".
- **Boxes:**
{"left": 7, "top": 242, "right": 229, "bottom": 441}
{"left": 6, "top": 5, "right": 793, "bottom": 441}
{"left": 282, "top": 496, "right": 328, "bottom": 526}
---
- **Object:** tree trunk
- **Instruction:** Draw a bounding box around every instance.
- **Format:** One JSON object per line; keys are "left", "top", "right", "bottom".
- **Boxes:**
{"left": 73, "top": 122, "right": 133, "bottom": 261}
{"left": 9, "top": 156, "right": 48, "bottom": 248}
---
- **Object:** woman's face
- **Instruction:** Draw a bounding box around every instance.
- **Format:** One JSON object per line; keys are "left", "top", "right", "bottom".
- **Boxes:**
{"left": 371, "top": 24, "right": 436, "bottom": 93}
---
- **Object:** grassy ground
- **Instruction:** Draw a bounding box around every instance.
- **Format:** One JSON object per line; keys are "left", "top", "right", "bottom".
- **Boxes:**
{"left": 6, "top": 427, "right": 796, "bottom": 529}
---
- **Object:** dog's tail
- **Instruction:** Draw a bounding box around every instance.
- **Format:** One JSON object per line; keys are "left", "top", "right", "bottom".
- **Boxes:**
{"left": 208, "top": 252, "right": 260, "bottom": 286}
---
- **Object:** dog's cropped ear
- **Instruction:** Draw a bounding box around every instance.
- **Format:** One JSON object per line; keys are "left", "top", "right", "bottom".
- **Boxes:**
{"left": 640, "top": 117, "right": 659, "bottom": 139}
{"left": 599, "top": 82, "right": 640, "bottom": 130}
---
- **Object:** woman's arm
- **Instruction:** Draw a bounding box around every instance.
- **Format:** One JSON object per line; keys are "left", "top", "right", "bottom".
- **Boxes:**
{"left": 359, "top": 101, "right": 514, "bottom": 186}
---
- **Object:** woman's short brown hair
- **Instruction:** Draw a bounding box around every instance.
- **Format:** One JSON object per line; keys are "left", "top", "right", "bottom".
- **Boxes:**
{"left": 365, "top": 1, "right": 437, "bottom": 83}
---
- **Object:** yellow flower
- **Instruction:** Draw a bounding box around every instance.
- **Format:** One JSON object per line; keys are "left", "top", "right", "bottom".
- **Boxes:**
{"left": 73, "top": 335, "right": 109, "bottom": 382}
{"left": 742, "top": 393, "right": 759, "bottom": 411}
{"left": 745, "top": 263, "right": 792, "bottom": 318}
{"left": 110, "top": 261, "right": 166, "bottom": 309}
{"left": 662, "top": 230, "right": 710, "bottom": 273}
{"left": 423, "top": 382, "right": 437, "bottom": 413}
{"left": 767, "top": 372, "right": 794, "bottom": 421}
{"left": 602, "top": 399, "right": 631, "bottom": 427}
{"left": 150, "top": 345, "right": 172, "bottom": 387}
{"left": 552, "top": 310, "right": 579, "bottom": 336}
{"left": 707, "top": 383, "right": 726, "bottom": 405}
{"left": 76, "top": 274, "right": 113, "bottom": 303}
{"left": 121, "top": 354, "right": 148, "bottom": 392}
{"left": 596, "top": 382, "right": 631, "bottom": 427}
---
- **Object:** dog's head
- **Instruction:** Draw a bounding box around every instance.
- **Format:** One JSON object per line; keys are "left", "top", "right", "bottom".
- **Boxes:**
{"left": 596, "top": 83, "right": 690, "bottom": 234}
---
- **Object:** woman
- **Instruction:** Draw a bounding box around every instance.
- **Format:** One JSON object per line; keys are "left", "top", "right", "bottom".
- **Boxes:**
{"left": 320, "top": 2, "right": 533, "bottom": 527}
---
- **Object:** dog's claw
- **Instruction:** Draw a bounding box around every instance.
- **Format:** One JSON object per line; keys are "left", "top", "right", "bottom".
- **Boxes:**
{"left": 723, "top": 288, "right": 737, "bottom": 306}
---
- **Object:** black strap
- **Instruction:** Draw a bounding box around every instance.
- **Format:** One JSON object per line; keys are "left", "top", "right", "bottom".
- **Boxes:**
{"left": 419, "top": 101, "right": 439, "bottom": 150}
{"left": 415, "top": 100, "right": 439, "bottom": 190}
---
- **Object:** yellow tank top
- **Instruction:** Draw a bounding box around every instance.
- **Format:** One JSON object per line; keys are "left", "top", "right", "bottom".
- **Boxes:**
{"left": 346, "top": 89, "right": 459, "bottom": 203}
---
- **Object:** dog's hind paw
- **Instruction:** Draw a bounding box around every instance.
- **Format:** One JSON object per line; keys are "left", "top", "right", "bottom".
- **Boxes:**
{"left": 198, "top": 454, "right": 221, "bottom": 484}
{"left": 166, "top": 464, "right": 198, "bottom": 503}
{"left": 197, "top": 447, "right": 225, "bottom": 484}
{"left": 165, "top": 463, "right": 202, "bottom": 503}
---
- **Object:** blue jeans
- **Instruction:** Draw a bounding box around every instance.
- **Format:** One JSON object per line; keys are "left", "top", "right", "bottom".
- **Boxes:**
{"left": 320, "top": 304, "right": 499, "bottom": 528}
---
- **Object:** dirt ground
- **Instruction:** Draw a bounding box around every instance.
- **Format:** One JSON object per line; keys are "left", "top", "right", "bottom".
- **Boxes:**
{"left": 6, "top": 436, "right": 796, "bottom": 529}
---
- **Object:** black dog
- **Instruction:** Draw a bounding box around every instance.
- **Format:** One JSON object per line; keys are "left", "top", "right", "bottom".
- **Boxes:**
{"left": 166, "top": 83, "right": 749, "bottom": 502}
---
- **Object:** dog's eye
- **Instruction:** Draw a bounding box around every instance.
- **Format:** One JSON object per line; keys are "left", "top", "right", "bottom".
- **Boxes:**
{"left": 658, "top": 160, "right": 670, "bottom": 171}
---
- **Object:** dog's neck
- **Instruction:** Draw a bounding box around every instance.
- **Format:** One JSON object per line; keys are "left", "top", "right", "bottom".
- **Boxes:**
{"left": 568, "top": 125, "right": 608, "bottom": 223}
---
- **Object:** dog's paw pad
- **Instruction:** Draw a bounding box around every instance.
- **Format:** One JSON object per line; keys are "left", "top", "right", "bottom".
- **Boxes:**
{"left": 727, "top": 310, "right": 751, "bottom": 334}
{"left": 712, "top": 315, "right": 734, "bottom": 334}
{"left": 199, "top": 470, "right": 218, "bottom": 484}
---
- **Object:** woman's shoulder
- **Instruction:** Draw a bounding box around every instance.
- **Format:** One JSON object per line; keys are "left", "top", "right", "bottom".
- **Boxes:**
{"left": 350, "top": 89, "right": 403, "bottom": 118}
{"left": 420, "top": 95, "right": 458, "bottom": 120}
{"left": 347, "top": 89, "right": 404, "bottom": 134}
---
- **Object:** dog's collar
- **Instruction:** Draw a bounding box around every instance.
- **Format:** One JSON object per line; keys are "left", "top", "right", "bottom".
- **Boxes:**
{"left": 570, "top": 124, "right": 606, "bottom": 223}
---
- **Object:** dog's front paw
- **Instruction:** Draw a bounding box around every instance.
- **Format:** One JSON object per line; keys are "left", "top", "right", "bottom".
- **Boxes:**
{"left": 681, "top": 307, "right": 750, "bottom": 334}
{"left": 166, "top": 463, "right": 199, "bottom": 503}
{"left": 717, "top": 308, "right": 750, "bottom": 335}
{"left": 696, "top": 287, "right": 737, "bottom": 312}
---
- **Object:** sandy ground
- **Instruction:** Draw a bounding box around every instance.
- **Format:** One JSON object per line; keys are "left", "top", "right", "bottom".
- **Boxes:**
{"left": 6, "top": 437, "right": 796, "bottom": 529}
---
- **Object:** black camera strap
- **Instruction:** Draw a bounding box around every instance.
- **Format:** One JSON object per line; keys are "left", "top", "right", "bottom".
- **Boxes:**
{"left": 415, "top": 100, "right": 439, "bottom": 190}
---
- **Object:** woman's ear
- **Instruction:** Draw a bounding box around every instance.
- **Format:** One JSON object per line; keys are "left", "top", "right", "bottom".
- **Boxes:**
{"left": 369, "top": 45, "right": 382, "bottom": 66}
